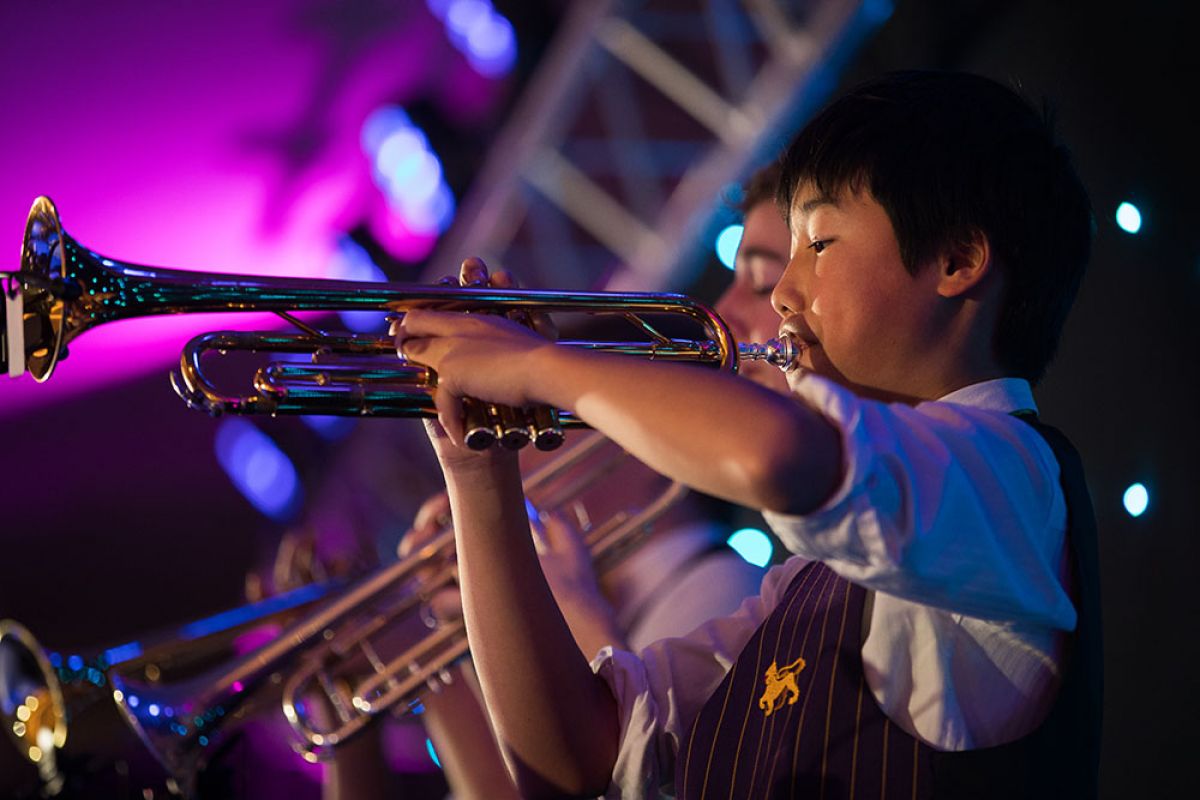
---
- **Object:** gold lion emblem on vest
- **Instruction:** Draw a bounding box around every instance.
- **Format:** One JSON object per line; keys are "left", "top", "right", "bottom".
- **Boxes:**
{"left": 758, "top": 655, "right": 807, "bottom": 717}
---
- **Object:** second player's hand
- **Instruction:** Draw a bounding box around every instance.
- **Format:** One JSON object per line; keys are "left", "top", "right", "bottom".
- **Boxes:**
{"left": 534, "top": 509, "right": 626, "bottom": 657}
{"left": 397, "top": 493, "right": 464, "bottom": 624}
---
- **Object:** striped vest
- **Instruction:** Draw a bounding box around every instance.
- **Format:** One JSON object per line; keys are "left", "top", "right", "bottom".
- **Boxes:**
{"left": 676, "top": 417, "right": 1102, "bottom": 799}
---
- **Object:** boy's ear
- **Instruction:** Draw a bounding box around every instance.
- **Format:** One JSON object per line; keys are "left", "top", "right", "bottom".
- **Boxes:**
{"left": 936, "top": 229, "right": 993, "bottom": 299}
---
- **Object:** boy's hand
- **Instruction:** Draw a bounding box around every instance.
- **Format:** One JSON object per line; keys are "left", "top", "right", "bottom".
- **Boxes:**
{"left": 395, "top": 258, "right": 558, "bottom": 451}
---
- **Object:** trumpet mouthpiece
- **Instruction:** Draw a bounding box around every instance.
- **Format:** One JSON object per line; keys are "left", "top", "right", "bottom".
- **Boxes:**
{"left": 737, "top": 334, "right": 801, "bottom": 372}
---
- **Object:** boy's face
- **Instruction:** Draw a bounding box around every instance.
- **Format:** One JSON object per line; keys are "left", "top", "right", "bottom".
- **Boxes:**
{"left": 772, "top": 183, "right": 944, "bottom": 400}
{"left": 715, "top": 200, "right": 791, "bottom": 393}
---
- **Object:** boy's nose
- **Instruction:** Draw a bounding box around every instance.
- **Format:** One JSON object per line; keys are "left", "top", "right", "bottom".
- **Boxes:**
{"left": 771, "top": 258, "right": 806, "bottom": 319}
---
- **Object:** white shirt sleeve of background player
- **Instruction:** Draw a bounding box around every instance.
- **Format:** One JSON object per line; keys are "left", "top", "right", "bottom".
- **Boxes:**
{"left": 592, "top": 556, "right": 810, "bottom": 799}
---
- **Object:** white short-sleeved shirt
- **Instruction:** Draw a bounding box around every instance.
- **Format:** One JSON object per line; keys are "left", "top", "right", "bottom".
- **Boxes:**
{"left": 593, "top": 373, "right": 1072, "bottom": 798}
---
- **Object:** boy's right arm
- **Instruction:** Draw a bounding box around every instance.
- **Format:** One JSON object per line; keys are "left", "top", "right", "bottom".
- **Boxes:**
{"left": 399, "top": 311, "right": 842, "bottom": 516}
{"left": 437, "top": 446, "right": 620, "bottom": 798}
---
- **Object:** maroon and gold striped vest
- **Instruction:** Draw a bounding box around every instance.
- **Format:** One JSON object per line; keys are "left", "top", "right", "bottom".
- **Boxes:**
{"left": 675, "top": 417, "right": 1101, "bottom": 799}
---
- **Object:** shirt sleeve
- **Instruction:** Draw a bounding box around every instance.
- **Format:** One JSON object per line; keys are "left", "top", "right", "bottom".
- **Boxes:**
{"left": 763, "top": 373, "right": 1074, "bottom": 631}
{"left": 592, "top": 556, "right": 809, "bottom": 798}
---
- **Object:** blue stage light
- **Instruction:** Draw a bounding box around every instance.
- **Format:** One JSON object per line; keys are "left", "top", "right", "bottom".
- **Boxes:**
{"left": 382, "top": 142, "right": 440, "bottom": 201}
{"left": 361, "top": 106, "right": 413, "bottom": 157}
{"left": 327, "top": 238, "right": 389, "bottom": 333}
{"left": 425, "top": 0, "right": 453, "bottom": 19}
{"left": 302, "top": 414, "right": 356, "bottom": 441}
{"left": 464, "top": 13, "right": 516, "bottom": 76}
{"left": 376, "top": 130, "right": 434, "bottom": 191}
{"left": 715, "top": 224, "right": 743, "bottom": 270}
{"left": 428, "top": 0, "right": 516, "bottom": 77}
{"left": 863, "top": 0, "right": 896, "bottom": 23}
{"left": 1123, "top": 482, "right": 1149, "bottom": 517}
{"left": 103, "top": 641, "right": 143, "bottom": 666}
{"left": 395, "top": 181, "right": 456, "bottom": 235}
{"left": 214, "top": 419, "right": 302, "bottom": 521}
{"left": 445, "top": 0, "right": 490, "bottom": 39}
{"left": 426, "top": 737, "right": 442, "bottom": 768}
{"left": 362, "top": 105, "right": 457, "bottom": 236}
{"left": 1116, "top": 202, "right": 1142, "bottom": 234}
{"left": 727, "top": 527, "right": 774, "bottom": 567}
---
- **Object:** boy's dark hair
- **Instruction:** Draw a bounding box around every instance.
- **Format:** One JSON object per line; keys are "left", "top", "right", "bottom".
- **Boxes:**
{"left": 777, "top": 70, "right": 1093, "bottom": 384}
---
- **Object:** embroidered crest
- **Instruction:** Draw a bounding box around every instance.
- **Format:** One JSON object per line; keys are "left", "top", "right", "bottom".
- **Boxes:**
{"left": 758, "top": 656, "right": 806, "bottom": 717}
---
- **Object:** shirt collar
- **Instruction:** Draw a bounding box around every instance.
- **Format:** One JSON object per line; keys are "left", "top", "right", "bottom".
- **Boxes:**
{"left": 932, "top": 377, "right": 1037, "bottom": 415}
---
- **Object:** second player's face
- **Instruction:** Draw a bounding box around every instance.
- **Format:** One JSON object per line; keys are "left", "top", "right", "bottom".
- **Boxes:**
{"left": 715, "top": 200, "right": 791, "bottom": 393}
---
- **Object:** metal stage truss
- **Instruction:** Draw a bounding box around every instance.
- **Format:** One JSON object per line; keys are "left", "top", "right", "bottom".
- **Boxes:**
{"left": 423, "top": 0, "right": 888, "bottom": 297}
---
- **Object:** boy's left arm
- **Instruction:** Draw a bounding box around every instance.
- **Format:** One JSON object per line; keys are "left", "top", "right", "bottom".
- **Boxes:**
{"left": 397, "top": 310, "right": 842, "bottom": 516}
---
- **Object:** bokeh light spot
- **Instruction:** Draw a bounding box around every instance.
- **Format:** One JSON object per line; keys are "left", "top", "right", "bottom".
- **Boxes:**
{"left": 1123, "top": 482, "right": 1149, "bottom": 517}
{"left": 214, "top": 419, "right": 302, "bottom": 521}
{"left": 1116, "top": 202, "right": 1142, "bottom": 234}
{"left": 727, "top": 527, "right": 774, "bottom": 567}
{"left": 715, "top": 224, "right": 744, "bottom": 270}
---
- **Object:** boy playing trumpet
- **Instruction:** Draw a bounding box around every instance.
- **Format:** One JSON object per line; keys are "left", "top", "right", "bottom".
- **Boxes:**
{"left": 396, "top": 70, "right": 1099, "bottom": 798}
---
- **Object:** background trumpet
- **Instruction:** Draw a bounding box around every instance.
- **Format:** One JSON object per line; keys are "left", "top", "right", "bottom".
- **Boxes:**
{"left": 1, "top": 432, "right": 686, "bottom": 798}
{"left": 0, "top": 580, "right": 343, "bottom": 797}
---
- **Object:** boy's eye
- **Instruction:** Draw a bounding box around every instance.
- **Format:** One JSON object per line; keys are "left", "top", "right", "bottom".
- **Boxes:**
{"left": 808, "top": 239, "right": 830, "bottom": 254}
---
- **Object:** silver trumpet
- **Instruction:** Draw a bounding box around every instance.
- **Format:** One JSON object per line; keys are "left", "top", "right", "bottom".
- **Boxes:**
{"left": 2, "top": 196, "right": 799, "bottom": 450}
{"left": 1, "top": 433, "right": 688, "bottom": 798}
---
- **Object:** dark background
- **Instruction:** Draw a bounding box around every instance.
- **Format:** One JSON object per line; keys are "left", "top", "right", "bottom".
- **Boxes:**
{"left": 3, "top": 1, "right": 1198, "bottom": 797}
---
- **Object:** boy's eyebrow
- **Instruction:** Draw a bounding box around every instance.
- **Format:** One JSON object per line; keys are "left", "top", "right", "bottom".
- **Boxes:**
{"left": 787, "top": 191, "right": 840, "bottom": 231}
{"left": 797, "top": 193, "right": 840, "bottom": 215}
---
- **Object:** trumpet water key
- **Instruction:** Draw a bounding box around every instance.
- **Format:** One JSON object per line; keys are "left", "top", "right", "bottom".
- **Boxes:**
{"left": 3, "top": 197, "right": 801, "bottom": 449}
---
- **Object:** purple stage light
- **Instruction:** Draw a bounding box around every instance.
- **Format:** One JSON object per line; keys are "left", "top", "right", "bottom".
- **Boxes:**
{"left": 0, "top": 1, "right": 506, "bottom": 415}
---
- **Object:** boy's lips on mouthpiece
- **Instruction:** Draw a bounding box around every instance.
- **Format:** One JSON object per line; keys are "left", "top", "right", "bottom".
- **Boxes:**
{"left": 779, "top": 320, "right": 818, "bottom": 349}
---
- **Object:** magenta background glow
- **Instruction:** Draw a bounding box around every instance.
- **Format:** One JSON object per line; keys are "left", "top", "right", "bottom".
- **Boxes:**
{"left": 0, "top": 0, "right": 504, "bottom": 417}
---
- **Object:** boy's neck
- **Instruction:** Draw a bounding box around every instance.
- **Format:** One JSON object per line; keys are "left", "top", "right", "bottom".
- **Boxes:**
{"left": 847, "top": 358, "right": 1010, "bottom": 406}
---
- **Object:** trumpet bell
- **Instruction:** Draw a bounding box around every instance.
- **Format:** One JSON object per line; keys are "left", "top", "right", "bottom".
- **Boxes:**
{"left": 3, "top": 196, "right": 70, "bottom": 382}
